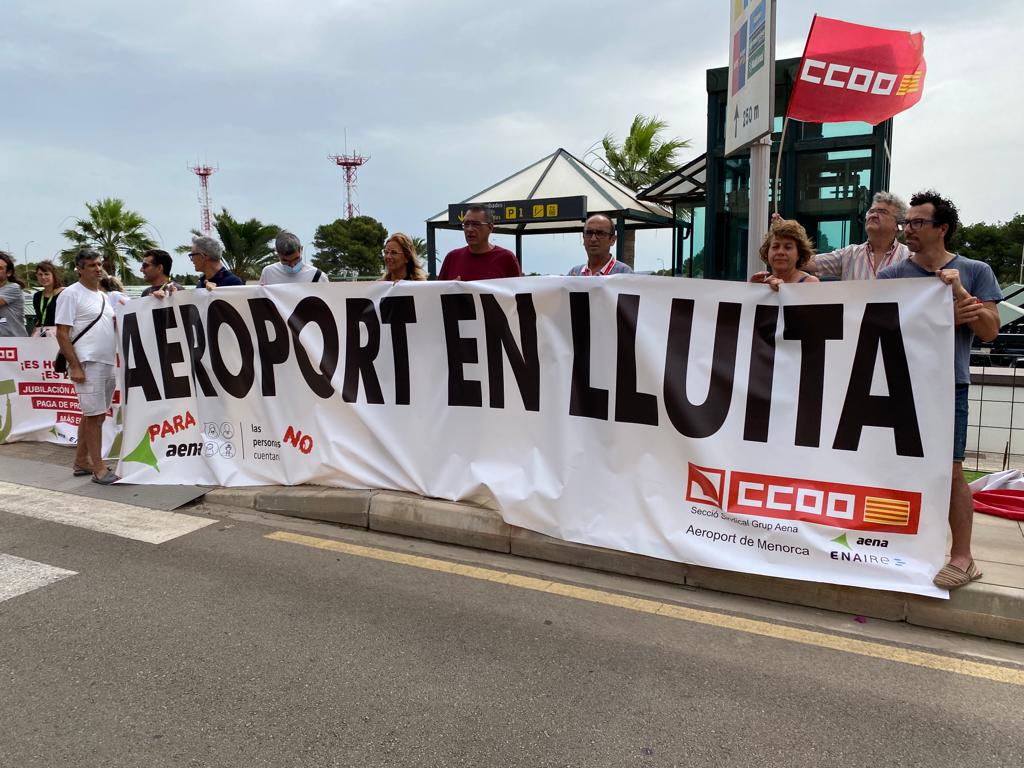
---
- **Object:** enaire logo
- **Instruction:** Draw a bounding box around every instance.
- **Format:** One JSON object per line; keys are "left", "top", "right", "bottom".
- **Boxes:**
{"left": 0, "top": 347, "right": 17, "bottom": 362}
{"left": 799, "top": 59, "right": 923, "bottom": 97}
{"left": 686, "top": 463, "right": 920, "bottom": 535}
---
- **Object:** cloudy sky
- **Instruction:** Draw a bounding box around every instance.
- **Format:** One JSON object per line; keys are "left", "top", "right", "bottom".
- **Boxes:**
{"left": 3, "top": 0, "right": 1021, "bottom": 277}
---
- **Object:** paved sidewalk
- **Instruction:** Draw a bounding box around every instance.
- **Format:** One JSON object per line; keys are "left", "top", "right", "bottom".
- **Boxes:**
{"left": 3, "top": 441, "right": 1022, "bottom": 644}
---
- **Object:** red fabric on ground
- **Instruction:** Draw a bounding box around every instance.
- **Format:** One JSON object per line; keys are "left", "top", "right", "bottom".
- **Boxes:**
{"left": 973, "top": 490, "right": 1024, "bottom": 522}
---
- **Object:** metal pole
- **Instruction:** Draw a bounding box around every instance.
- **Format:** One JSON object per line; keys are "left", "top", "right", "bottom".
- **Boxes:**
{"left": 427, "top": 225, "right": 437, "bottom": 279}
{"left": 747, "top": 135, "right": 772, "bottom": 278}
{"left": 1018, "top": 242, "right": 1023, "bottom": 285}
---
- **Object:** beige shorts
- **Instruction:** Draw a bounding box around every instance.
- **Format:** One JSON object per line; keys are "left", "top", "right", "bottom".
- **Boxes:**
{"left": 75, "top": 361, "right": 116, "bottom": 417}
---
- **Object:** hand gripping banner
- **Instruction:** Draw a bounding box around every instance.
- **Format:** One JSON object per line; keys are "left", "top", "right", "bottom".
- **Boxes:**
{"left": 115, "top": 277, "right": 953, "bottom": 597}
{"left": 787, "top": 15, "right": 926, "bottom": 125}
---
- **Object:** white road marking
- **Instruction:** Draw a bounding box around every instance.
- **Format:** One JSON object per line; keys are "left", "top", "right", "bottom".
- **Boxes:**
{"left": 0, "top": 554, "right": 77, "bottom": 602}
{"left": 0, "top": 481, "right": 215, "bottom": 544}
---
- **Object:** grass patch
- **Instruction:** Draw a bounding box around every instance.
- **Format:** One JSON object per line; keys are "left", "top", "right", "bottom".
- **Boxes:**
{"left": 964, "top": 470, "right": 987, "bottom": 483}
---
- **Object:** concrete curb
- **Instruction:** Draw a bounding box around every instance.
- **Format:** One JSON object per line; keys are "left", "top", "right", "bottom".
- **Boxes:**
{"left": 203, "top": 486, "right": 1024, "bottom": 645}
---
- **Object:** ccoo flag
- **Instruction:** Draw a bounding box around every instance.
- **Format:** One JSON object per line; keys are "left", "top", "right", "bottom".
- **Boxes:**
{"left": 787, "top": 16, "right": 926, "bottom": 125}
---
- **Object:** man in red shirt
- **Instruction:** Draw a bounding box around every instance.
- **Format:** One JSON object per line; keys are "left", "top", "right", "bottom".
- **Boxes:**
{"left": 438, "top": 205, "right": 521, "bottom": 281}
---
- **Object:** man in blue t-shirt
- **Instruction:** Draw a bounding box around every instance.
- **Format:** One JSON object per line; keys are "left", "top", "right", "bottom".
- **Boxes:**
{"left": 878, "top": 190, "right": 1001, "bottom": 589}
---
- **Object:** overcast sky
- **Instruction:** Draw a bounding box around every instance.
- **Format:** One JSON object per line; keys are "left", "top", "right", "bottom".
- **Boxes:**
{"left": 3, "top": 0, "right": 1021, "bottom": 278}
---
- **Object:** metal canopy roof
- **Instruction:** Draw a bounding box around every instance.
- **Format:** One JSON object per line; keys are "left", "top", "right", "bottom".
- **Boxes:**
{"left": 427, "top": 147, "right": 673, "bottom": 235}
{"left": 638, "top": 153, "right": 707, "bottom": 204}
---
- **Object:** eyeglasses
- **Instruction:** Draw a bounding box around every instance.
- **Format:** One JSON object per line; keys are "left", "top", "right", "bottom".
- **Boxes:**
{"left": 189, "top": 251, "right": 202, "bottom": 258}
{"left": 381, "top": 249, "right": 404, "bottom": 257}
{"left": 866, "top": 207, "right": 897, "bottom": 218}
{"left": 461, "top": 221, "right": 487, "bottom": 229}
{"left": 582, "top": 229, "right": 613, "bottom": 239}
{"left": 141, "top": 262, "right": 154, "bottom": 269}
{"left": 902, "top": 218, "right": 937, "bottom": 231}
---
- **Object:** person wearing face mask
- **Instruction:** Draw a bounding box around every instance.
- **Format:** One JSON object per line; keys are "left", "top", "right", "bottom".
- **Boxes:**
{"left": 259, "top": 232, "right": 328, "bottom": 285}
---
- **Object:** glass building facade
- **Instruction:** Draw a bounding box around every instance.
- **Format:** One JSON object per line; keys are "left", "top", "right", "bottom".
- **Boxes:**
{"left": 643, "top": 57, "right": 894, "bottom": 281}
{"left": 704, "top": 57, "right": 893, "bottom": 280}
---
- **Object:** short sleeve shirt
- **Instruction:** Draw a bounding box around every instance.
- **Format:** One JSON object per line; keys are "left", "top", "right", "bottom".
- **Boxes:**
{"left": 54, "top": 281, "right": 117, "bottom": 365}
{"left": 567, "top": 258, "right": 634, "bottom": 276}
{"left": 878, "top": 254, "right": 1002, "bottom": 384}
{"left": 815, "top": 240, "right": 910, "bottom": 280}
{"left": 260, "top": 263, "right": 329, "bottom": 285}
{"left": 0, "top": 284, "right": 27, "bottom": 337}
{"left": 198, "top": 267, "right": 243, "bottom": 288}
{"left": 438, "top": 246, "right": 521, "bottom": 281}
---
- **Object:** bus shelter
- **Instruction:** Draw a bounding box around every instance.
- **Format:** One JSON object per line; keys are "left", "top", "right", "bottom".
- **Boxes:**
{"left": 425, "top": 148, "right": 676, "bottom": 277}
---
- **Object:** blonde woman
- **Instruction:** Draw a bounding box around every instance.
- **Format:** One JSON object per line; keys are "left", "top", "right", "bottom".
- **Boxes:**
{"left": 381, "top": 233, "right": 426, "bottom": 282}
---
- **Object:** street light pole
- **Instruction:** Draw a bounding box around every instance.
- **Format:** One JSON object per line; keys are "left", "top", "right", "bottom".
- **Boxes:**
{"left": 24, "top": 240, "right": 35, "bottom": 262}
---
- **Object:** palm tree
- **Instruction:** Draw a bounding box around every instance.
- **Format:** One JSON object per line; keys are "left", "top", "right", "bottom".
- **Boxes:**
{"left": 61, "top": 198, "right": 157, "bottom": 280}
{"left": 411, "top": 236, "right": 428, "bottom": 260}
{"left": 213, "top": 210, "right": 280, "bottom": 282}
{"left": 176, "top": 210, "right": 280, "bottom": 282}
{"left": 589, "top": 115, "right": 690, "bottom": 267}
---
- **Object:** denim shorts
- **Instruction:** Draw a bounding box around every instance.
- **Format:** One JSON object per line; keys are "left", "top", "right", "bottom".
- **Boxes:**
{"left": 75, "top": 361, "right": 116, "bottom": 417}
{"left": 953, "top": 383, "right": 969, "bottom": 463}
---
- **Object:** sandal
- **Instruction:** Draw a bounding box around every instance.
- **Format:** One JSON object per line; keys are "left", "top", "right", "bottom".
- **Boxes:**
{"left": 72, "top": 466, "right": 93, "bottom": 477}
{"left": 91, "top": 471, "right": 120, "bottom": 486}
{"left": 933, "top": 560, "right": 982, "bottom": 589}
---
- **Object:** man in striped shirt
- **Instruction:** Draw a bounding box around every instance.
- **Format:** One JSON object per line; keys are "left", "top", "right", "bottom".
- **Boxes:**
{"left": 751, "top": 192, "right": 910, "bottom": 283}
{"left": 813, "top": 191, "right": 911, "bottom": 280}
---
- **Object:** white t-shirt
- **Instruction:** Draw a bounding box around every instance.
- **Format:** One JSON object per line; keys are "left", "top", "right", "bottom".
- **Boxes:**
{"left": 259, "top": 262, "right": 329, "bottom": 286}
{"left": 54, "top": 282, "right": 117, "bottom": 365}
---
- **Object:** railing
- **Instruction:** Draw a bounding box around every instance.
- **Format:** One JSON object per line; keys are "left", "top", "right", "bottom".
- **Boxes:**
{"left": 967, "top": 347, "right": 1024, "bottom": 473}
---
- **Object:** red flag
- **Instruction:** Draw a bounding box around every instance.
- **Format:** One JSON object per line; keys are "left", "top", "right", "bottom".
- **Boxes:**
{"left": 787, "top": 16, "right": 926, "bottom": 125}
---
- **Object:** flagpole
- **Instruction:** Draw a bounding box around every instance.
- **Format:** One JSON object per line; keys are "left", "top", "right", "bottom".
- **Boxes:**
{"left": 772, "top": 15, "right": 815, "bottom": 222}
{"left": 772, "top": 116, "right": 790, "bottom": 216}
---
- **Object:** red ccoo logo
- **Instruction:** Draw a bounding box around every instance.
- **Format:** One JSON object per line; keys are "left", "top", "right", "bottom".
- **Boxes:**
{"left": 686, "top": 463, "right": 920, "bottom": 535}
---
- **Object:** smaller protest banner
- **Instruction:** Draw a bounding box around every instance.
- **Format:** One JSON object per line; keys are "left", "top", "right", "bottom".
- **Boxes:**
{"left": 0, "top": 337, "right": 123, "bottom": 456}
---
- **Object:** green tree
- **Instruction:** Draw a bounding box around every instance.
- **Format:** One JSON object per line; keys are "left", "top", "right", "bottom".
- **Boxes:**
{"left": 312, "top": 216, "right": 388, "bottom": 277}
{"left": 411, "top": 236, "right": 428, "bottom": 260}
{"left": 951, "top": 213, "right": 1024, "bottom": 285}
{"left": 174, "top": 209, "right": 280, "bottom": 282}
{"left": 588, "top": 115, "right": 690, "bottom": 267}
{"left": 60, "top": 198, "right": 157, "bottom": 280}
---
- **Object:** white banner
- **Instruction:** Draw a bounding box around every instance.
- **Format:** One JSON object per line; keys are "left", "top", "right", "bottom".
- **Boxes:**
{"left": 0, "top": 337, "right": 123, "bottom": 456}
{"left": 113, "top": 277, "right": 953, "bottom": 597}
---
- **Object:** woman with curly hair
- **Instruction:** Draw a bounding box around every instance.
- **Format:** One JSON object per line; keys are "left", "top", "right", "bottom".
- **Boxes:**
{"left": 381, "top": 233, "right": 426, "bottom": 282}
{"left": 754, "top": 219, "right": 819, "bottom": 290}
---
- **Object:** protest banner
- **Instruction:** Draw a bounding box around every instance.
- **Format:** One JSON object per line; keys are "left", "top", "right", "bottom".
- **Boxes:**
{"left": 0, "top": 337, "right": 122, "bottom": 455}
{"left": 113, "top": 276, "right": 954, "bottom": 597}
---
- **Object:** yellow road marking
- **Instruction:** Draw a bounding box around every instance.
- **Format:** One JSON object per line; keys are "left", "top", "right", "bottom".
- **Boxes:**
{"left": 266, "top": 530, "right": 1024, "bottom": 687}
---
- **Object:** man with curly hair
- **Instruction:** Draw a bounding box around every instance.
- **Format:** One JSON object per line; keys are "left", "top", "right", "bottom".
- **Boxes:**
{"left": 879, "top": 190, "right": 1001, "bottom": 589}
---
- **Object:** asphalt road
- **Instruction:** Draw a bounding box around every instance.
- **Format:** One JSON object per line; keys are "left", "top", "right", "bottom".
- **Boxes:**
{"left": 2, "top": 488, "right": 1023, "bottom": 768}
